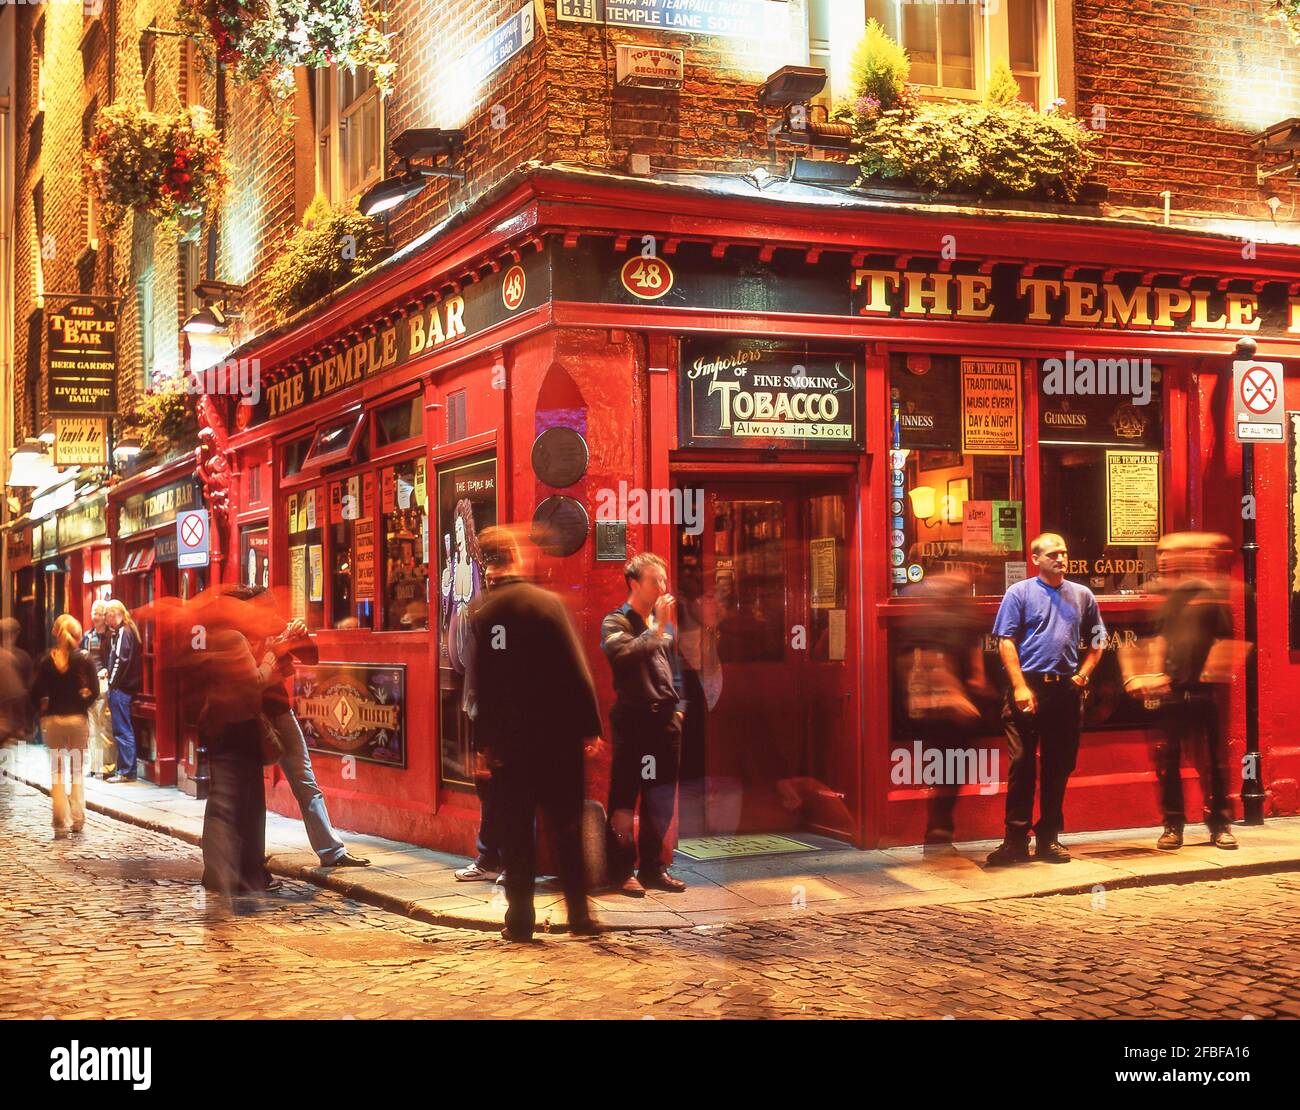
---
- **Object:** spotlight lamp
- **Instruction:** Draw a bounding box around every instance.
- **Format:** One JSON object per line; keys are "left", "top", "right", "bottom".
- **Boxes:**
{"left": 359, "top": 128, "right": 468, "bottom": 218}
{"left": 183, "top": 279, "right": 244, "bottom": 335}
{"left": 1250, "top": 118, "right": 1300, "bottom": 185}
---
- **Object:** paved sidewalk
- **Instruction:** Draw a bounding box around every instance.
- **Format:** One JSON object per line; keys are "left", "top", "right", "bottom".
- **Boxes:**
{"left": 5, "top": 741, "right": 1299, "bottom": 934}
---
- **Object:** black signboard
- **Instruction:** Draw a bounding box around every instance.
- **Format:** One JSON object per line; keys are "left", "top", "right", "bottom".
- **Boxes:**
{"left": 679, "top": 337, "right": 864, "bottom": 451}
{"left": 251, "top": 249, "right": 550, "bottom": 426}
{"left": 56, "top": 493, "right": 107, "bottom": 550}
{"left": 890, "top": 353, "right": 962, "bottom": 450}
{"left": 46, "top": 300, "right": 117, "bottom": 415}
{"left": 118, "top": 478, "right": 202, "bottom": 538}
{"left": 1038, "top": 360, "right": 1164, "bottom": 446}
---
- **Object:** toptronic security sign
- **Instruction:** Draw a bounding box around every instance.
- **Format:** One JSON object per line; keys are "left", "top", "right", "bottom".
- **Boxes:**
{"left": 46, "top": 300, "right": 118, "bottom": 415}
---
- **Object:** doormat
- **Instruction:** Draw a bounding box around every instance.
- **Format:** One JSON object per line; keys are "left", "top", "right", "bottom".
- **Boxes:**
{"left": 675, "top": 834, "right": 821, "bottom": 861}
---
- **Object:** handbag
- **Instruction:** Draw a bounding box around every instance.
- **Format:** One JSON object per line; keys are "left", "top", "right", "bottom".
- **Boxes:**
{"left": 257, "top": 714, "right": 285, "bottom": 766}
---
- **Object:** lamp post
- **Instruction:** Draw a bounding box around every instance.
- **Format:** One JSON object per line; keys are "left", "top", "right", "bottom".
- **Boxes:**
{"left": 1234, "top": 335, "right": 1265, "bottom": 825}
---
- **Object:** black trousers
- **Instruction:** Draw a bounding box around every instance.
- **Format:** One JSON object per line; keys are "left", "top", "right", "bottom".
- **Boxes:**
{"left": 1001, "top": 678, "right": 1083, "bottom": 842}
{"left": 1157, "top": 687, "right": 1233, "bottom": 832}
{"left": 497, "top": 754, "right": 589, "bottom": 938}
{"left": 202, "top": 722, "right": 270, "bottom": 895}
{"left": 607, "top": 703, "right": 681, "bottom": 882}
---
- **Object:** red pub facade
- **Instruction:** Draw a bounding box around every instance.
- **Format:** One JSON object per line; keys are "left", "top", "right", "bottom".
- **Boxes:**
{"left": 193, "top": 165, "right": 1300, "bottom": 854}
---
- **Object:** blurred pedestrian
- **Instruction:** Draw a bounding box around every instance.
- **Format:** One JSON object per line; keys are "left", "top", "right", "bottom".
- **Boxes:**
{"left": 602, "top": 552, "right": 688, "bottom": 895}
{"left": 29, "top": 615, "right": 98, "bottom": 834}
{"left": 895, "top": 572, "right": 989, "bottom": 851}
{"left": 987, "top": 533, "right": 1104, "bottom": 866}
{"left": 0, "top": 617, "right": 34, "bottom": 745}
{"left": 104, "top": 600, "right": 142, "bottom": 783}
{"left": 193, "top": 628, "right": 279, "bottom": 895}
{"left": 469, "top": 526, "right": 601, "bottom": 942}
{"left": 1142, "top": 533, "right": 1239, "bottom": 851}
{"left": 235, "top": 587, "right": 369, "bottom": 869}
{"left": 80, "top": 600, "right": 114, "bottom": 777}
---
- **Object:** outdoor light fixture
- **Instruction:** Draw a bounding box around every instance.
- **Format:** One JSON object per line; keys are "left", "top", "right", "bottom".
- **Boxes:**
{"left": 183, "top": 279, "right": 244, "bottom": 335}
{"left": 359, "top": 128, "right": 467, "bottom": 217}
{"left": 37, "top": 430, "right": 56, "bottom": 446}
{"left": 759, "top": 65, "right": 828, "bottom": 107}
{"left": 112, "top": 436, "right": 143, "bottom": 464}
{"left": 6, "top": 439, "right": 58, "bottom": 488}
{"left": 1250, "top": 118, "right": 1300, "bottom": 184}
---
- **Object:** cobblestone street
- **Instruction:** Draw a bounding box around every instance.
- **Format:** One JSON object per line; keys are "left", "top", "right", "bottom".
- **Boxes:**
{"left": 2, "top": 780, "right": 1297, "bottom": 1020}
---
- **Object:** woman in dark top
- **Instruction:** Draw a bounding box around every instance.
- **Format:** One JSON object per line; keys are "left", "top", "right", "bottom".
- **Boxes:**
{"left": 30, "top": 614, "right": 99, "bottom": 834}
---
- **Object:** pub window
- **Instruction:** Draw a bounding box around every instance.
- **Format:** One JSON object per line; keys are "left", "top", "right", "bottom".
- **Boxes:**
{"left": 1036, "top": 360, "right": 1165, "bottom": 596}
{"left": 286, "top": 486, "right": 326, "bottom": 630}
{"left": 282, "top": 435, "right": 312, "bottom": 478}
{"left": 313, "top": 64, "right": 383, "bottom": 204}
{"left": 327, "top": 475, "right": 376, "bottom": 630}
{"left": 380, "top": 458, "right": 429, "bottom": 631}
{"left": 375, "top": 395, "right": 422, "bottom": 447}
{"left": 890, "top": 352, "right": 1026, "bottom": 597}
{"left": 239, "top": 523, "right": 269, "bottom": 591}
{"left": 298, "top": 409, "right": 367, "bottom": 478}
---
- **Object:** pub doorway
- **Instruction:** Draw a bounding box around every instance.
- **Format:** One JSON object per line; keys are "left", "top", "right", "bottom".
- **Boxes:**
{"left": 674, "top": 477, "right": 858, "bottom": 843}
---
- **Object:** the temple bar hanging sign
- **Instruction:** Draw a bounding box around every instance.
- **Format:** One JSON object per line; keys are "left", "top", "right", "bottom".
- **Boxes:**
{"left": 850, "top": 267, "right": 1300, "bottom": 334}
{"left": 46, "top": 299, "right": 118, "bottom": 415}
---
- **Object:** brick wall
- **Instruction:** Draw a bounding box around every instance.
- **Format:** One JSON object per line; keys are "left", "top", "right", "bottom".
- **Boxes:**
{"left": 1075, "top": 0, "right": 1300, "bottom": 216}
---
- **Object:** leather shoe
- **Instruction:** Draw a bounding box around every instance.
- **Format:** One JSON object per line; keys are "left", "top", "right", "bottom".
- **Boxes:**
{"left": 1212, "top": 828, "right": 1239, "bottom": 851}
{"left": 639, "top": 870, "right": 687, "bottom": 893}
{"left": 1156, "top": 826, "right": 1183, "bottom": 851}
{"left": 104, "top": 774, "right": 136, "bottom": 784}
{"left": 985, "top": 839, "right": 1030, "bottom": 867}
{"left": 1035, "top": 839, "right": 1072, "bottom": 863}
{"left": 322, "top": 851, "right": 370, "bottom": 868}
{"left": 609, "top": 876, "right": 645, "bottom": 898}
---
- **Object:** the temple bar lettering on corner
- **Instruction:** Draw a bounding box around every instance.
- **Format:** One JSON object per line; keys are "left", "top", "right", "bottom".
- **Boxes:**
{"left": 851, "top": 268, "right": 1300, "bottom": 333}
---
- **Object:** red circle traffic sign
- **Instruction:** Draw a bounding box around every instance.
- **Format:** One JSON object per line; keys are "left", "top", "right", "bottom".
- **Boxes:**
{"left": 1240, "top": 365, "right": 1277, "bottom": 415}
{"left": 181, "top": 514, "right": 205, "bottom": 547}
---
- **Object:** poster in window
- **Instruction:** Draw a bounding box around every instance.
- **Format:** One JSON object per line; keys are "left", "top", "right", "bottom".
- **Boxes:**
{"left": 382, "top": 467, "right": 396, "bottom": 513}
{"left": 330, "top": 482, "right": 344, "bottom": 525}
{"left": 289, "top": 545, "right": 307, "bottom": 620}
{"left": 305, "top": 488, "right": 317, "bottom": 530}
{"left": 1105, "top": 450, "right": 1162, "bottom": 545}
{"left": 308, "top": 544, "right": 324, "bottom": 602}
{"left": 960, "top": 358, "right": 1022, "bottom": 455}
{"left": 809, "top": 537, "right": 837, "bottom": 610}
{"left": 354, "top": 519, "right": 376, "bottom": 600}
{"left": 437, "top": 454, "right": 498, "bottom": 787}
{"left": 342, "top": 475, "right": 360, "bottom": 521}
{"left": 288, "top": 493, "right": 300, "bottom": 534}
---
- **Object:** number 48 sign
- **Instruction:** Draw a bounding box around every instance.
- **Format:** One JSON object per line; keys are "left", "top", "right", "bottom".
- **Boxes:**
{"left": 1232, "top": 360, "right": 1285, "bottom": 443}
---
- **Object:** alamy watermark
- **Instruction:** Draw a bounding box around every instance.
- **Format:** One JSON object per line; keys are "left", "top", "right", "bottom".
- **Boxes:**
{"left": 1041, "top": 351, "right": 1152, "bottom": 406}
{"left": 149, "top": 358, "right": 262, "bottom": 407}
{"left": 594, "top": 482, "right": 703, "bottom": 536}
{"left": 890, "top": 741, "right": 1000, "bottom": 796}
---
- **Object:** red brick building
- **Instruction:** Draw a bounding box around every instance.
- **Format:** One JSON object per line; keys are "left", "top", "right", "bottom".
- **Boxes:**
{"left": 4, "top": 1, "right": 1300, "bottom": 852}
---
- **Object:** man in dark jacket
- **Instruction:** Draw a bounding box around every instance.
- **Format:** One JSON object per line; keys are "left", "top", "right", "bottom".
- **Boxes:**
{"left": 469, "top": 527, "right": 602, "bottom": 942}
{"left": 602, "top": 552, "right": 688, "bottom": 895}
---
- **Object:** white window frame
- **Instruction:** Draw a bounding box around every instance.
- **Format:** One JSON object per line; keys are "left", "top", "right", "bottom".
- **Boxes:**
{"left": 314, "top": 65, "right": 385, "bottom": 205}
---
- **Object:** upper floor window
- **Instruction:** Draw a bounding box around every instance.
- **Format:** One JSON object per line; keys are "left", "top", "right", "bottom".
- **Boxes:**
{"left": 314, "top": 65, "right": 384, "bottom": 204}
{"left": 140, "top": 25, "right": 157, "bottom": 111}
{"left": 32, "top": 17, "right": 46, "bottom": 118}
{"left": 181, "top": 37, "right": 202, "bottom": 107}
{"left": 816, "top": 1, "right": 1057, "bottom": 110}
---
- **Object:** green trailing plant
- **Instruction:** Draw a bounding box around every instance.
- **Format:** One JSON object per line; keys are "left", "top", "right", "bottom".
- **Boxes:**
{"left": 1271, "top": 1, "right": 1300, "bottom": 40}
{"left": 840, "top": 24, "right": 1097, "bottom": 201}
{"left": 127, "top": 387, "right": 199, "bottom": 456}
{"left": 261, "top": 193, "right": 387, "bottom": 318}
{"left": 85, "top": 103, "right": 227, "bottom": 231}
{"left": 177, "top": 0, "right": 396, "bottom": 125}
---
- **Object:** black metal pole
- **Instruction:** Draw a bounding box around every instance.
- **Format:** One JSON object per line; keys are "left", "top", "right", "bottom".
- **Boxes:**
{"left": 1235, "top": 336, "right": 1265, "bottom": 825}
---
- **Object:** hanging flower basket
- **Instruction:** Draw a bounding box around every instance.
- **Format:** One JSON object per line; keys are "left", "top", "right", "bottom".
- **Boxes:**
{"left": 177, "top": 0, "right": 395, "bottom": 121}
{"left": 86, "top": 103, "right": 228, "bottom": 231}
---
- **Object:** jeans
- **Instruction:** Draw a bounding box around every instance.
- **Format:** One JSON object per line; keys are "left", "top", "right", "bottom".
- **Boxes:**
{"left": 1157, "top": 687, "right": 1234, "bottom": 833}
{"left": 607, "top": 704, "right": 682, "bottom": 881}
{"left": 473, "top": 770, "right": 504, "bottom": 872}
{"left": 107, "top": 689, "right": 137, "bottom": 778}
{"left": 44, "top": 716, "right": 88, "bottom": 831}
{"left": 202, "top": 722, "right": 270, "bottom": 895}
{"left": 272, "top": 711, "right": 346, "bottom": 864}
{"left": 1001, "top": 678, "right": 1082, "bottom": 842}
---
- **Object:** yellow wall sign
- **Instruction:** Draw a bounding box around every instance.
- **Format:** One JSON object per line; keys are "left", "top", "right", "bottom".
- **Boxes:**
{"left": 960, "top": 358, "right": 1022, "bottom": 455}
{"left": 1106, "top": 450, "right": 1162, "bottom": 545}
{"left": 53, "top": 418, "right": 107, "bottom": 466}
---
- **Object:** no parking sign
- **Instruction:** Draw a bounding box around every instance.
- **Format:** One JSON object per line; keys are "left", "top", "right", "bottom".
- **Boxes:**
{"left": 177, "top": 509, "right": 210, "bottom": 569}
{"left": 1232, "top": 360, "right": 1284, "bottom": 443}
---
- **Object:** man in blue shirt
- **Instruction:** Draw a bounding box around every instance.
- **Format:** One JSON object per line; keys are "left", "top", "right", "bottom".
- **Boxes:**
{"left": 987, "top": 533, "right": 1104, "bottom": 866}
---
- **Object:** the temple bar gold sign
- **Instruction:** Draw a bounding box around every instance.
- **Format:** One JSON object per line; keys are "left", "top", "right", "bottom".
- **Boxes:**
{"left": 851, "top": 268, "right": 1300, "bottom": 334}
